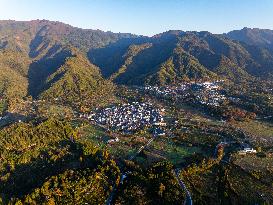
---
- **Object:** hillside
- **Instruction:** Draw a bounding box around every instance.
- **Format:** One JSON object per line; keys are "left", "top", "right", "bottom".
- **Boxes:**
{"left": 225, "top": 27, "right": 273, "bottom": 49}
{"left": 1, "top": 20, "right": 273, "bottom": 205}
{"left": 0, "top": 20, "right": 133, "bottom": 108}
{"left": 40, "top": 52, "right": 115, "bottom": 111}
{"left": 0, "top": 50, "right": 30, "bottom": 99}
{"left": 91, "top": 30, "right": 273, "bottom": 85}
{"left": 0, "top": 119, "right": 120, "bottom": 204}
{"left": 1, "top": 20, "right": 273, "bottom": 102}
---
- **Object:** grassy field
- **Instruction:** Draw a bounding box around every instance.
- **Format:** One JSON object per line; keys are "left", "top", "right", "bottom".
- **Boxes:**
{"left": 138, "top": 136, "right": 203, "bottom": 166}
{"left": 236, "top": 120, "right": 273, "bottom": 138}
{"left": 78, "top": 123, "right": 108, "bottom": 148}
{"left": 78, "top": 122, "right": 151, "bottom": 160}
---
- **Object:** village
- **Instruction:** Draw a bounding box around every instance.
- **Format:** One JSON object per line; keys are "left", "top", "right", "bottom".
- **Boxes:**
{"left": 81, "top": 101, "right": 167, "bottom": 135}
{"left": 141, "top": 81, "right": 228, "bottom": 107}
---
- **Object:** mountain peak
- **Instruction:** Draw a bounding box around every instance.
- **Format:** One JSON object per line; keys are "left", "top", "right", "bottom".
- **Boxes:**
{"left": 225, "top": 27, "right": 273, "bottom": 48}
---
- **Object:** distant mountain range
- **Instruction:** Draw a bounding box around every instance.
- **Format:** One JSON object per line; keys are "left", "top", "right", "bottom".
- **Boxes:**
{"left": 1, "top": 20, "right": 273, "bottom": 107}
{"left": 92, "top": 29, "right": 273, "bottom": 85}
{"left": 225, "top": 27, "right": 273, "bottom": 50}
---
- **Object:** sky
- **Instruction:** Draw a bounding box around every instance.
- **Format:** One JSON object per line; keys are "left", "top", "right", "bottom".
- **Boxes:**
{"left": 0, "top": 0, "right": 273, "bottom": 36}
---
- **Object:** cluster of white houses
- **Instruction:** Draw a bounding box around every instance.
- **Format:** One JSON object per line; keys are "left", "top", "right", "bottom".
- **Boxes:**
{"left": 84, "top": 102, "right": 166, "bottom": 134}
{"left": 193, "top": 82, "right": 227, "bottom": 107}
{"left": 142, "top": 81, "right": 227, "bottom": 107}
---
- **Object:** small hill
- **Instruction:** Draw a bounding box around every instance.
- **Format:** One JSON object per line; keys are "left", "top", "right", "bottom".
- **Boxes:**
{"left": 39, "top": 52, "right": 115, "bottom": 111}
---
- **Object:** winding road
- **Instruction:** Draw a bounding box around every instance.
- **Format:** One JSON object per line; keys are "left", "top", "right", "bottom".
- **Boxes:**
{"left": 103, "top": 117, "right": 249, "bottom": 205}
{"left": 174, "top": 138, "right": 235, "bottom": 205}
{"left": 174, "top": 169, "right": 193, "bottom": 205}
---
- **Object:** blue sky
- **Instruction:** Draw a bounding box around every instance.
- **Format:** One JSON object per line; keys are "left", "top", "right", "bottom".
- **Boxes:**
{"left": 0, "top": 0, "right": 272, "bottom": 36}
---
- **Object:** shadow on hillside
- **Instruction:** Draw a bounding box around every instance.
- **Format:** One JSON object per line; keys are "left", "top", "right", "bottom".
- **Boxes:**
{"left": 88, "top": 37, "right": 148, "bottom": 78}
{"left": 88, "top": 35, "right": 178, "bottom": 85}
{"left": 29, "top": 25, "right": 50, "bottom": 58}
{"left": 27, "top": 44, "right": 72, "bottom": 97}
{"left": 0, "top": 112, "right": 29, "bottom": 128}
{"left": 0, "top": 139, "right": 101, "bottom": 202}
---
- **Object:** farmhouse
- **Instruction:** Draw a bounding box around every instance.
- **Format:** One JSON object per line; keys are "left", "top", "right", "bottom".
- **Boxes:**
{"left": 239, "top": 148, "right": 257, "bottom": 155}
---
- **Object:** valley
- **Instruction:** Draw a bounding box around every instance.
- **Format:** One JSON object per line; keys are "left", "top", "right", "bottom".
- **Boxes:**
{"left": 0, "top": 20, "right": 272, "bottom": 205}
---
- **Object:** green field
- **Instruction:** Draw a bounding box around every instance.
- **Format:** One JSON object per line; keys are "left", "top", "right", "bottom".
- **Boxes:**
{"left": 163, "top": 143, "right": 202, "bottom": 164}
{"left": 78, "top": 123, "right": 108, "bottom": 148}
{"left": 141, "top": 136, "right": 203, "bottom": 166}
{"left": 79, "top": 123, "right": 143, "bottom": 159}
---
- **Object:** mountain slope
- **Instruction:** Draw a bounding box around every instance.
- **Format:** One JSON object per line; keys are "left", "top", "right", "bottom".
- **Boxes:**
{"left": 109, "top": 43, "right": 153, "bottom": 80}
{"left": 0, "top": 67, "right": 28, "bottom": 100}
{"left": 91, "top": 30, "right": 273, "bottom": 85}
{"left": 0, "top": 20, "right": 136, "bottom": 106}
{"left": 145, "top": 47, "right": 217, "bottom": 85}
{"left": 2, "top": 20, "right": 273, "bottom": 101}
{"left": 0, "top": 50, "right": 30, "bottom": 99}
{"left": 0, "top": 20, "right": 138, "bottom": 53}
{"left": 225, "top": 27, "right": 273, "bottom": 50}
{"left": 28, "top": 45, "right": 74, "bottom": 97}
{"left": 39, "top": 52, "right": 115, "bottom": 111}
{"left": 175, "top": 32, "right": 255, "bottom": 80}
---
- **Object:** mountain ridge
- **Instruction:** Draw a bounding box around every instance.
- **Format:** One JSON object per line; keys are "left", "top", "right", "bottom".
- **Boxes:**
{"left": 1, "top": 20, "right": 273, "bottom": 104}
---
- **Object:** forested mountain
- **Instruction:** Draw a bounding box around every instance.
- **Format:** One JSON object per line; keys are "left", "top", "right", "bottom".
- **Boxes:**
{"left": 0, "top": 20, "right": 138, "bottom": 107}
{"left": 0, "top": 20, "right": 138, "bottom": 52}
{"left": 1, "top": 20, "right": 273, "bottom": 205}
{"left": 39, "top": 51, "right": 115, "bottom": 111}
{"left": 1, "top": 20, "right": 273, "bottom": 102}
{"left": 91, "top": 30, "right": 273, "bottom": 85}
{"left": 225, "top": 27, "right": 273, "bottom": 49}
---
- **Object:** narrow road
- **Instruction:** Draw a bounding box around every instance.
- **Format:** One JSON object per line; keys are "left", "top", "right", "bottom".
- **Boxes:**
{"left": 79, "top": 115, "right": 157, "bottom": 205}
{"left": 174, "top": 139, "right": 232, "bottom": 205}
{"left": 256, "top": 115, "right": 273, "bottom": 120}
{"left": 174, "top": 169, "right": 192, "bottom": 205}
{"left": 105, "top": 183, "right": 118, "bottom": 205}
{"left": 128, "top": 137, "right": 155, "bottom": 161}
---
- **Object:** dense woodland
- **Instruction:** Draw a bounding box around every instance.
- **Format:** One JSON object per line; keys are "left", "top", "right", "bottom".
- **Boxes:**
{"left": 0, "top": 119, "right": 120, "bottom": 204}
